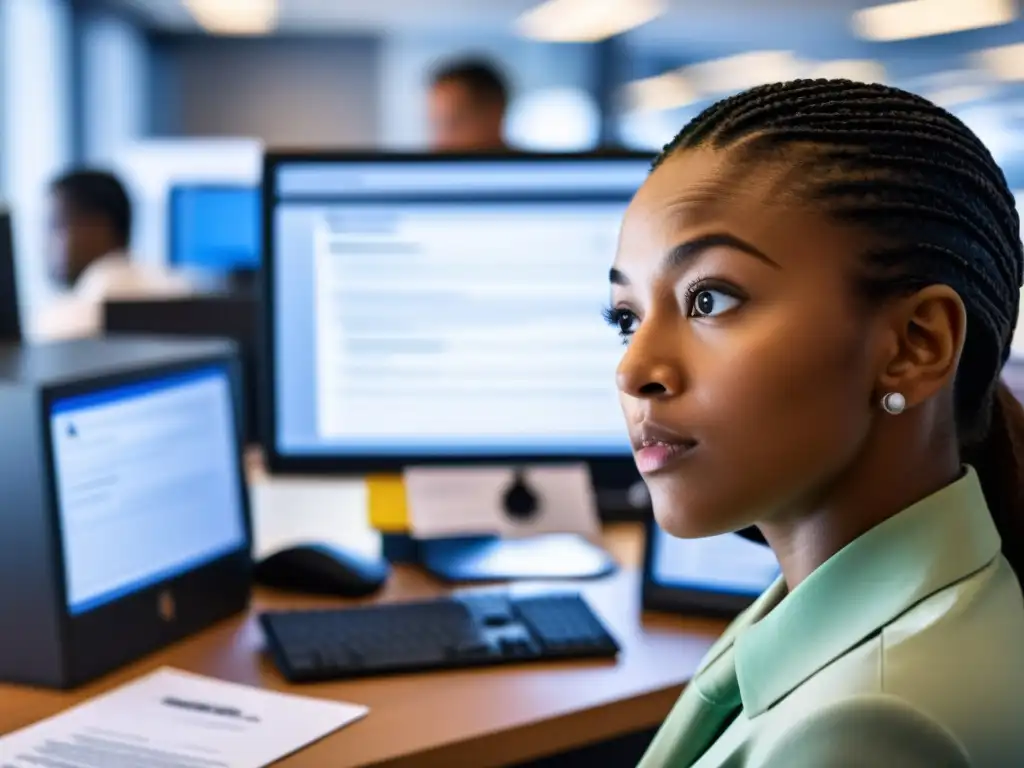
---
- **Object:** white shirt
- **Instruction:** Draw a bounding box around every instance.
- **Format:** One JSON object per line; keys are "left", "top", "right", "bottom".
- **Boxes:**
{"left": 30, "top": 252, "right": 194, "bottom": 342}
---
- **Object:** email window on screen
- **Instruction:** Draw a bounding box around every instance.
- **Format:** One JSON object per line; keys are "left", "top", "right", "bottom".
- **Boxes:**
{"left": 49, "top": 368, "right": 247, "bottom": 615}
{"left": 309, "top": 203, "right": 627, "bottom": 443}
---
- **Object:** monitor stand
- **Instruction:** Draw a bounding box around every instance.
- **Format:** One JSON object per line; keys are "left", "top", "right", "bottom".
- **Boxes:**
{"left": 417, "top": 469, "right": 618, "bottom": 583}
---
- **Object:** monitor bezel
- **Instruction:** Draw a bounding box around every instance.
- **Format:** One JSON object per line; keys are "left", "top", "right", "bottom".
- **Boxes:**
{"left": 167, "top": 182, "right": 261, "bottom": 271}
{"left": 41, "top": 353, "right": 254, "bottom": 623}
{"left": 260, "top": 149, "right": 653, "bottom": 475}
{"left": 641, "top": 516, "right": 778, "bottom": 618}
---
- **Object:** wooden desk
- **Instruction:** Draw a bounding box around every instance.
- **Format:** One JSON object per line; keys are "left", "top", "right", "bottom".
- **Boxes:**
{"left": 0, "top": 521, "right": 725, "bottom": 767}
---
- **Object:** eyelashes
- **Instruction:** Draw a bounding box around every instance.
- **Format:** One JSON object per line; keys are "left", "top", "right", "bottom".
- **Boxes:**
{"left": 603, "top": 277, "right": 747, "bottom": 344}
{"left": 602, "top": 307, "right": 634, "bottom": 346}
{"left": 602, "top": 305, "right": 638, "bottom": 344}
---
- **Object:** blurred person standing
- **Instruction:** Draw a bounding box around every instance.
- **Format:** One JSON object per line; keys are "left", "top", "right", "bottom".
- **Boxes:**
{"left": 32, "top": 169, "right": 192, "bottom": 341}
{"left": 427, "top": 58, "right": 510, "bottom": 152}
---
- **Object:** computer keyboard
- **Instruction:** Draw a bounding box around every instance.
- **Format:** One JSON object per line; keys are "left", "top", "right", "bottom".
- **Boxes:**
{"left": 259, "top": 591, "right": 620, "bottom": 682}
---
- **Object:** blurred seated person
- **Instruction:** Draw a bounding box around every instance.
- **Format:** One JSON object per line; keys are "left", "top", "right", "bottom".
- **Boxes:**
{"left": 427, "top": 57, "right": 510, "bottom": 152}
{"left": 32, "top": 169, "right": 192, "bottom": 341}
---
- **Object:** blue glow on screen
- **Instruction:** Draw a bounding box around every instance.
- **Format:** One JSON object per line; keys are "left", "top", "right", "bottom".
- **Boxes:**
{"left": 169, "top": 186, "right": 259, "bottom": 271}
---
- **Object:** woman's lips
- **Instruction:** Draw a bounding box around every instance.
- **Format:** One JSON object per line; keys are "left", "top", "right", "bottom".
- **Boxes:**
{"left": 634, "top": 440, "right": 697, "bottom": 474}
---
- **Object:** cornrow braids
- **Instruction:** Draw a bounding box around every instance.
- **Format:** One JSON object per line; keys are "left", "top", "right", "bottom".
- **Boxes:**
{"left": 655, "top": 78, "right": 1024, "bottom": 584}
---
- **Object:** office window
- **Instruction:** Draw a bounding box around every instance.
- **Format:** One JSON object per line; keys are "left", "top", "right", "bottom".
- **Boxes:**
{"left": 0, "top": 0, "right": 72, "bottom": 312}
{"left": 80, "top": 12, "right": 146, "bottom": 165}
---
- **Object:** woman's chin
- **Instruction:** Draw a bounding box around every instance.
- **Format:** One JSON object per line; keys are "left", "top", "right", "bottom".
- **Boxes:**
{"left": 653, "top": 503, "right": 742, "bottom": 540}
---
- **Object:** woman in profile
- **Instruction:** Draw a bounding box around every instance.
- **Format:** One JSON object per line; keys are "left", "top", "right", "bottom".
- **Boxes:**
{"left": 607, "top": 79, "right": 1024, "bottom": 766}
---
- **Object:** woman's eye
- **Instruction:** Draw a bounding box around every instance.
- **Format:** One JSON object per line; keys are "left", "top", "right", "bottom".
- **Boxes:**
{"left": 603, "top": 307, "right": 638, "bottom": 341}
{"left": 690, "top": 289, "right": 741, "bottom": 318}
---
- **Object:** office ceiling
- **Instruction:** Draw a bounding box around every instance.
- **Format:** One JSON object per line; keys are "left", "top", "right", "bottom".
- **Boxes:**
{"left": 91, "top": 0, "right": 1024, "bottom": 168}
{"left": 111, "top": 0, "right": 550, "bottom": 32}
{"left": 97, "top": 1, "right": 1024, "bottom": 72}
{"left": 105, "top": 0, "right": 878, "bottom": 35}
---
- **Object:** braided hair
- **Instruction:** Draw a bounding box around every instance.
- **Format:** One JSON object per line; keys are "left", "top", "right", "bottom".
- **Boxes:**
{"left": 655, "top": 78, "right": 1024, "bottom": 584}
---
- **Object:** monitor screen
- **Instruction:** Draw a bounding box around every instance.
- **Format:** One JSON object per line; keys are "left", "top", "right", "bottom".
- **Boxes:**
{"left": 169, "top": 185, "right": 259, "bottom": 271}
{"left": 268, "top": 155, "right": 650, "bottom": 461}
{"left": 49, "top": 366, "right": 247, "bottom": 615}
{"left": 649, "top": 526, "right": 781, "bottom": 597}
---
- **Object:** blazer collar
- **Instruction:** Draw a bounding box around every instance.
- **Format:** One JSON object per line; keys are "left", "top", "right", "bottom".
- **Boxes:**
{"left": 721, "top": 466, "right": 1001, "bottom": 717}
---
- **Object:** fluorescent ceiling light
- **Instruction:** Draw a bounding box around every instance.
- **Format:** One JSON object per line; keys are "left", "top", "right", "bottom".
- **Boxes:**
{"left": 808, "top": 59, "right": 887, "bottom": 84}
{"left": 625, "top": 57, "right": 887, "bottom": 116}
{"left": 852, "top": 0, "right": 1015, "bottom": 42}
{"left": 623, "top": 72, "right": 699, "bottom": 113}
{"left": 927, "top": 84, "right": 994, "bottom": 107}
{"left": 685, "top": 51, "right": 803, "bottom": 95}
{"left": 974, "top": 42, "right": 1024, "bottom": 81}
{"left": 517, "top": 0, "right": 665, "bottom": 43}
{"left": 183, "top": 0, "right": 278, "bottom": 35}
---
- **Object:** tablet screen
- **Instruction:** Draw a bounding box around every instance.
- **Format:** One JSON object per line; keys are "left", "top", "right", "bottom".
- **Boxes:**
{"left": 649, "top": 525, "right": 781, "bottom": 596}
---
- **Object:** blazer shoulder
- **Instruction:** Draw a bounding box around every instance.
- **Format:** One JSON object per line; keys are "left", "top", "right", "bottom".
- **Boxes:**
{"left": 752, "top": 693, "right": 970, "bottom": 768}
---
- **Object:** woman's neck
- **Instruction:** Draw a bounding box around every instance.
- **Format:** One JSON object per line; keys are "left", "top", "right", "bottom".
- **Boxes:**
{"left": 759, "top": 435, "right": 961, "bottom": 590}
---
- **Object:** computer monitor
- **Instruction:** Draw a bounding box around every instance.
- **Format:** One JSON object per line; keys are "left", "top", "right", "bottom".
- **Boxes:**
{"left": 642, "top": 518, "right": 781, "bottom": 617}
{"left": 263, "top": 151, "right": 651, "bottom": 475}
{"left": 168, "top": 184, "right": 260, "bottom": 272}
{"left": 0, "top": 208, "right": 21, "bottom": 343}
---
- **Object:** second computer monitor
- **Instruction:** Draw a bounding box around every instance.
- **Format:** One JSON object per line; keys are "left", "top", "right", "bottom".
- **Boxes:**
{"left": 169, "top": 184, "right": 260, "bottom": 272}
{"left": 263, "top": 151, "right": 651, "bottom": 473}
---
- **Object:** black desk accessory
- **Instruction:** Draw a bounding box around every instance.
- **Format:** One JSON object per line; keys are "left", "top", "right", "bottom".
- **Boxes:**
{"left": 0, "top": 337, "right": 252, "bottom": 688}
{"left": 260, "top": 590, "right": 619, "bottom": 682}
{"left": 103, "top": 294, "right": 259, "bottom": 444}
{"left": 0, "top": 208, "right": 21, "bottom": 343}
{"left": 254, "top": 543, "right": 390, "bottom": 598}
{"left": 641, "top": 516, "right": 781, "bottom": 618}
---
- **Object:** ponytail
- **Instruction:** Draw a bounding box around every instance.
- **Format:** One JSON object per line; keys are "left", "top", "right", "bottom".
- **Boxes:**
{"left": 962, "top": 381, "right": 1024, "bottom": 590}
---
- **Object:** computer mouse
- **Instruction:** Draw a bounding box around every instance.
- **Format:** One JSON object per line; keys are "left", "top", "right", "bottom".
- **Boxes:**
{"left": 254, "top": 543, "right": 390, "bottom": 598}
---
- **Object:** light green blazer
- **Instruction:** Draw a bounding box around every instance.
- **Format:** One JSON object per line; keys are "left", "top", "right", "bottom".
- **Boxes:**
{"left": 638, "top": 467, "right": 1024, "bottom": 767}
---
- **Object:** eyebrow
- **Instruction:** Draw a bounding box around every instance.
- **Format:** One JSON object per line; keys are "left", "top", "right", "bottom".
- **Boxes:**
{"left": 609, "top": 232, "right": 780, "bottom": 286}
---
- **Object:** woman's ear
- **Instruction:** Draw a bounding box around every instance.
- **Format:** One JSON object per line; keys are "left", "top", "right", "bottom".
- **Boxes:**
{"left": 876, "top": 284, "right": 966, "bottom": 407}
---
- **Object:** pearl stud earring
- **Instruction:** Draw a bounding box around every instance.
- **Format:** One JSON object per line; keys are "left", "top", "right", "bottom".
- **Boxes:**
{"left": 881, "top": 392, "right": 906, "bottom": 415}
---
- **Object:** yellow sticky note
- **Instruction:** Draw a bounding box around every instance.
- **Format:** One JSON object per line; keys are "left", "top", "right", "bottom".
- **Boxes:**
{"left": 366, "top": 474, "right": 409, "bottom": 532}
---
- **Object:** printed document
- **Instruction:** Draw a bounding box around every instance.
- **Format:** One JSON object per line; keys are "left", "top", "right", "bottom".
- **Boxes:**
{"left": 0, "top": 667, "right": 368, "bottom": 767}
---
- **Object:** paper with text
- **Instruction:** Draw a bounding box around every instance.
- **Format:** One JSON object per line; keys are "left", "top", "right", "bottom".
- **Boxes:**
{"left": 404, "top": 464, "right": 601, "bottom": 540}
{"left": 0, "top": 667, "right": 368, "bottom": 768}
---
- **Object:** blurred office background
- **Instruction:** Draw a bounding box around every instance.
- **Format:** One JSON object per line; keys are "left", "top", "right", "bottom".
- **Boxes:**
{"left": 4, "top": 0, "right": 1024, "bottom": 346}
